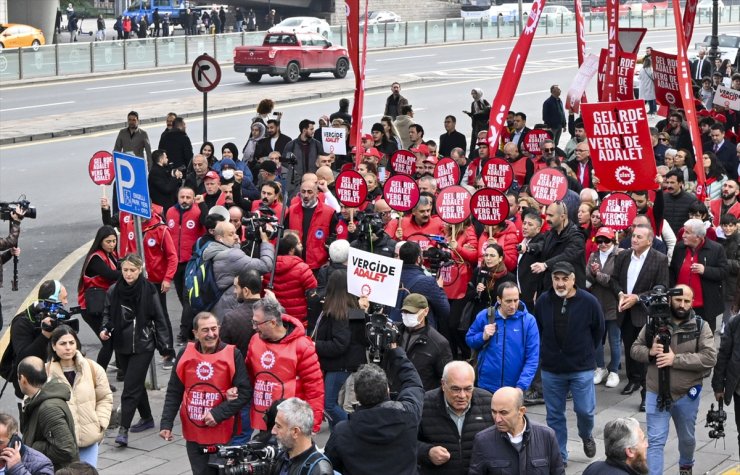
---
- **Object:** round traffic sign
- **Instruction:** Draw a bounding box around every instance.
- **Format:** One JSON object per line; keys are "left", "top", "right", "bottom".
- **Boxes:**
{"left": 191, "top": 53, "right": 222, "bottom": 93}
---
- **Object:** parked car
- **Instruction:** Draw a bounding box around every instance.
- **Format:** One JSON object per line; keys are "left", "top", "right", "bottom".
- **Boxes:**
{"left": 694, "top": 34, "right": 739, "bottom": 65}
{"left": 697, "top": 0, "right": 724, "bottom": 17}
{"left": 362, "top": 10, "right": 401, "bottom": 26}
{"left": 540, "top": 6, "right": 574, "bottom": 26}
{"left": 233, "top": 32, "right": 349, "bottom": 84}
{"left": 268, "top": 17, "right": 331, "bottom": 38}
{"left": 0, "top": 23, "right": 45, "bottom": 51}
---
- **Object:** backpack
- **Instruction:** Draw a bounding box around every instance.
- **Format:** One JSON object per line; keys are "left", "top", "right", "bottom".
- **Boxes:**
{"left": 299, "top": 451, "right": 335, "bottom": 475}
{"left": 184, "top": 239, "right": 223, "bottom": 314}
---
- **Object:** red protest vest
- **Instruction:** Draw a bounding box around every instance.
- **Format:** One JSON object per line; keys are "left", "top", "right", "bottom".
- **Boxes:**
{"left": 166, "top": 205, "right": 205, "bottom": 263}
{"left": 119, "top": 212, "right": 136, "bottom": 256}
{"left": 287, "top": 202, "right": 333, "bottom": 269}
{"left": 510, "top": 157, "right": 528, "bottom": 186}
{"left": 78, "top": 250, "right": 118, "bottom": 309}
{"left": 710, "top": 198, "right": 740, "bottom": 227}
{"left": 176, "top": 342, "right": 238, "bottom": 445}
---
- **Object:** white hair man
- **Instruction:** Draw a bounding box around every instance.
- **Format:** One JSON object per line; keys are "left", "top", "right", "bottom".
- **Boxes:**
{"left": 271, "top": 398, "right": 333, "bottom": 474}
{"left": 583, "top": 417, "right": 648, "bottom": 474}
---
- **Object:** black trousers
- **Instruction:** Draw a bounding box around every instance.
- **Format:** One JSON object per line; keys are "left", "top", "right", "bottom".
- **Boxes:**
{"left": 621, "top": 316, "right": 646, "bottom": 386}
{"left": 117, "top": 351, "right": 154, "bottom": 429}
{"left": 694, "top": 306, "right": 718, "bottom": 333}
{"left": 174, "top": 262, "right": 194, "bottom": 340}
{"left": 448, "top": 298, "right": 470, "bottom": 360}
{"left": 81, "top": 309, "right": 114, "bottom": 369}
{"left": 151, "top": 282, "right": 175, "bottom": 352}
{"left": 186, "top": 441, "right": 219, "bottom": 475}
{"left": 735, "top": 395, "right": 740, "bottom": 456}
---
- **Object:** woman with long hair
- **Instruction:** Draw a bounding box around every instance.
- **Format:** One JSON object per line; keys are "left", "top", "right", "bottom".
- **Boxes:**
{"left": 381, "top": 115, "right": 403, "bottom": 149}
{"left": 100, "top": 254, "right": 173, "bottom": 447}
{"left": 703, "top": 151, "right": 728, "bottom": 200}
{"left": 674, "top": 148, "right": 697, "bottom": 192}
{"left": 467, "top": 242, "right": 516, "bottom": 317}
{"left": 199, "top": 141, "right": 215, "bottom": 167}
{"left": 578, "top": 202, "right": 599, "bottom": 261}
{"left": 312, "top": 269, "right": 367, "bottom": 430}
{"left": 77, "top": 225, "right": 120, "bottom": 370}
{"left": 47, "top": 325, "right": 112, "bottom": 467}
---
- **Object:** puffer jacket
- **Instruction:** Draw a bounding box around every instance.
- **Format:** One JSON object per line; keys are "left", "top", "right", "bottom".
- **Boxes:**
{"left": 47, "top": 352, "right": 112, "bottom": 448}
{"left": 712, "top": 314, "right": 740, "bottom": 404}
{"left": 477, "top": 220, "right": 519, "bottom": 272}
{"left": 269, "top": 255, "right": 317, "bottom": 325}
{"left": 586, "top": 246, "right": 623, "bottom": 321}
{"left": 417, "top": 387, "right": 493, "bottom": 475}
{"left": 465, "top": 302, "right": 540, "bottom": 393}
{"left": 441, "top": 225, "right": 478, "bottom": 300}
{"left": 10, "top": 445, "right": 54, "bottom": 475}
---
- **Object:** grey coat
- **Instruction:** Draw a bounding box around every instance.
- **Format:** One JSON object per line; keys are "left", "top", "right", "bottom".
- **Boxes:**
{"left": 587, "top": 246, "right": 623, "bottom": 322}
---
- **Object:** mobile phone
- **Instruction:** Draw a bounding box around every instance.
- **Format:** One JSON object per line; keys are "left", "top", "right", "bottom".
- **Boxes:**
{"left": 8, "top": 434, "right": 21, "bottom": 448}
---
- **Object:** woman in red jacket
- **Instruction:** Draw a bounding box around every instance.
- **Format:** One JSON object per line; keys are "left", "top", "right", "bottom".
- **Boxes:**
{"left": 268, "top": 232, "right": 317, "bottom": 329}
{"left": 77, "top": 225, "right": 120, "bottom": 370}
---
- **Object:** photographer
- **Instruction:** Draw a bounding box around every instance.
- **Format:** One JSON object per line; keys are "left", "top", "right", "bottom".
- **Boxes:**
{"left": 325, "top": 347, "right": 424, "bottom": 475}
{"left": 148, "top": 149, "right": 183, "bottom": 213}
{"left": 712, "top": 309, "right": 740, "bottom": 455}
{"left": 398, "top": 242, "right": 450, "bottom": 331}
{"left": 271, "top": 398, "right": 333, "bottom": 475}
{"left": 0, "top": 205, "right": 23, "bottom": 328}
{"left": 630, "top": 284, "right": 717, "bottom": 475}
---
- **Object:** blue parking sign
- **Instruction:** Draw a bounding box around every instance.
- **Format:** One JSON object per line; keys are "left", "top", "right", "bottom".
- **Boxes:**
{"left": 113, "top": 152, "right": 151, "bottom": 219}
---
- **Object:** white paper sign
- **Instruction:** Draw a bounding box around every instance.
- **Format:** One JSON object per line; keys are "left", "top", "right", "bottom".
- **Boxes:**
{"left": 321, "top": 127, "right": 347, "bottom": 155}
{"left": 714, "top": 85, "right": 740, "bottom": 111}
{"left": 346, "top": 247, "right": 403, "bottom": 307}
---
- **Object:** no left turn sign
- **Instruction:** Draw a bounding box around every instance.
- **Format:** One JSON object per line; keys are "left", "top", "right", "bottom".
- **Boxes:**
{"left": 191, "top": 54, "right": 221, "bottom": 93}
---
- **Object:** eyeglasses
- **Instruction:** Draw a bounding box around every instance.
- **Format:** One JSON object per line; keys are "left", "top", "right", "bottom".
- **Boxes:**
{"left": 543, "top": 148, "right": 555, "bottom": 152}
{"left": 252, "top": 319, "right": 274, "bottom": 328}
{"left": 659, "top": 138, "right": 669, "bottom": 142}
{"left": 446, "top": 385, "right": 474, "bottom": 394}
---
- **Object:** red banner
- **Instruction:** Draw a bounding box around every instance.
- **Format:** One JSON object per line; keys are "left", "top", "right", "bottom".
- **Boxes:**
{"left": 616, "top": 52, "right": 637, "bottom": 101}
{"left": 89, "top": 151, "right": 115, "bottom": 185}
{"left": 529, "top": 169, "right": 568, "bottom": 205}
{"left": 346, "top": 0, "right": 369, "bottom": 166}
{"left": 574, "top": 0, "right": 588, "bottom": 107}
{"left": 602, "top": 0, "right": 620, "bottom": 102}
{"left": 652, "top": 50, "right": 680, "bottom": 107}
{"left": 486, "top": 0, "right": 547, "bottom": 148}
{"left": 580, "top": 100, "right": 658, "bottom": 192}
{"left": 682, "top": 0, "right": 699, "bottom": 45}
{"left": 390, "top": 150, "right": 417, "bottom": 176}
{"left": 436, "top": 186, "right": 472, "bottom": 224}
{"left": 568, "top": 54, "right": 599, "bottom": 112}
{"left": 597, "top": 48, "right": 608, "bottom": 102}
{"left": 599, "top": 193, "right": 638, "bottom": 230}
{"left": 481, "top": 158, "right": 514, "bottom": 191}
{"left": 672, "top": 0, "right": 706, "bottom": 198}
{"left": 383, "top": 174, "right": 420, "bottom": 212}
{"left": 521, "top": 129, "right": 553, "bottom": 155}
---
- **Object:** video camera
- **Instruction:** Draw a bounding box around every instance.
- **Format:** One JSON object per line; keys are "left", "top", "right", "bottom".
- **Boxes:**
{"left": 366, "top": 312, "right": 400, "bottom": 363}
{"left": 242, "top": 204, "right": 280, "bottom": 242}
{"left": 0, "top": 197, "right": 37, "bottom": 221}
{"left": 30, "top": 300, "right": 81, "bottom": 333}
{"left": 706, "top": 399, "right": 727, "bottom": 440}
{"left": 203, "top": 440, "right": 278, "bottom": 475}
{"left": 420, "top": 235, "right": 454, "bottom": 274}
{"left": 355, "top": 212, "right": 386, "bottom": 241}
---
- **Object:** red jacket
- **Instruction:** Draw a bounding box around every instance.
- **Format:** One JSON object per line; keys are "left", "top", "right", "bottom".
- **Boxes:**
{"left": 384, "top": 215, "right": 446, "bottom": 253}
{"left": 166, "top": 204, "right": 205, "bottom": 263}
{"left": 477, "top": 220, "right": 519, "bottom": 272}
{"left": 118, "top": 212, "right": 136, "bottom": 256}
{"left": 267, "top": 255, "right": 317, "bottom": 326}
{"left": 142, "top": 216, "right": 178, "bottom": 284}
{"left": 287, "top": 202, "right": 334, "bottom": 270}
{"left": 246, "top": 315, "right": 324, "bottom": 432}
{"left": 710, "top": 198, "right": 740, "bottom": 227}
{"left": 441, "top": 225, "right": 479, "bottom": 299}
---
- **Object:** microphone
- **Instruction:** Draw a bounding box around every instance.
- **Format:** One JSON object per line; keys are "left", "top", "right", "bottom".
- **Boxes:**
{"left": 476, "top": 269, "right": 489, "bottom": 297}
{"left": 423, "top": 234, "right": 449, "bottom": 246}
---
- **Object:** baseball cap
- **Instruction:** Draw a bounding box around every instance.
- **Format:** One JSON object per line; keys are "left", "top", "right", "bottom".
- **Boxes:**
{"left": 594, "top": 227, "right": 616, "bottom": 241}
{"left": 220, "top": 158, "right": 236, "bottom": 169}
{"left": 364, "top": 147, "right": 382, "bottom": 159}
{"left": 423, "top": 155, "right": 439, "bottom": 164}
{"left": 401, "top": 293, "right": 429, "bottom": 313}
{"left": 410, "top": 144, "right": 430, "bottom": 155}
{"left": 477, "top": 140, "right": 489, "bottom": 147}
{"left": 362, "top": 133, "right": 373, "bottom": 142}
{"left": 551, "top": 261, "right": 575, "bottom": 275}
{"left": 204, "top": 171, "right": 220, "bottom": 182}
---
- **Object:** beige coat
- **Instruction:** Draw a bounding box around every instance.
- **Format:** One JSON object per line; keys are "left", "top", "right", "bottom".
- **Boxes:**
{"left": 47, "top": 351, "right": 113, "bottom": 448}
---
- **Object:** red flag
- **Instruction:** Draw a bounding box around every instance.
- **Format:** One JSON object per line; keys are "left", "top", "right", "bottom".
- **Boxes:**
{"left": 345, "top": 0, "right": 369, "bottom": 166}
{"left": 573, "top": 0, "right": 588, "bottom": 108}
{"left": 486, "top": 0, "right": 547, "bottom": 147}
{"left": 672, "top": 0, "right": 706, "bottom": 198}
{"left": 682, "top": 0, "right": 699, "bottom": 45}
{"left": 602, "top": 0, "right": 620, "bottom": 102}
{"left": 615, "top": 51, "right": 637, "bottom": 101}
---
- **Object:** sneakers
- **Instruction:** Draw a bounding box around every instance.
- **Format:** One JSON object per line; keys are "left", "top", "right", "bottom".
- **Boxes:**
{"left": 679, "top": 466, "right": 693, "bottom": 475}
{"left": 115, "top": 428, "right": 128, "bottom": 447}
{"left": 523, "top": 389, "right": 545, "bottom": 406}
{"left": 593, "top": 368, "right": 609, "bottom": 385}
{"left": 162, "top": 356, "right": 174, "bottom": 371}
{"left": 129, "top": 417, "right": 155, "bottom": 433}
{"left": 583, "top": 437, "right": 597, "bottom": 458}
{"left": 605, "top": 372, "right": 620, "bottom": 388}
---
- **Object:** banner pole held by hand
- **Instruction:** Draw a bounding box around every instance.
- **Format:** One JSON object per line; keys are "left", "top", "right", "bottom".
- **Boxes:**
{"left": 101, "top": 185, "right": 106, "bottom": 200}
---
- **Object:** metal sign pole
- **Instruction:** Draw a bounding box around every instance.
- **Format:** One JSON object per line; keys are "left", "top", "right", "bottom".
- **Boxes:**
{"left": 134, "top": 216, "right": 159, "bottom": 390}
{"left": 203, "top": 91, "right": 207, "bottom": 144}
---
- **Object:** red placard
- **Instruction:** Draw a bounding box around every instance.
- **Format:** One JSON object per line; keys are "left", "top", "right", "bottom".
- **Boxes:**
{"left": 88, "top": 151, "right": 115, "bottom": 185}
{"left": 580, "top": 100, "right": 658, "bottom": 192}
{"left": 390, "top": 150, "right": 417, "bottom": 176}
{"left": 599, "top": 193, "right": 637, "bottom": 230}
{"left": 521, "top": 129, "right": 553, "bottom": 155}
{"left": 433, "top": 158, "right": 460, "bottom": 189}
{"left": 435, "top": 186, "right": 471, "bottom": 224}
{"left": 616, "top": 51, "right": 637, "bottom": 101}
{"left": 481, "top": 158, "right": 514, "bottom": 191}
{"left": 652, "top": 50, "right": 679, "bottom": 107}
{"left": 383, "top": 174, "right": 420, "bottom": 212}
{"left": 471, "top": 189, "right": 509, "bottom": 226}
{"left": 529, "top": 168, "right": 568, "bottom": 205}
{"left": 335, "top": 170, "right": 368, "bottom": 207}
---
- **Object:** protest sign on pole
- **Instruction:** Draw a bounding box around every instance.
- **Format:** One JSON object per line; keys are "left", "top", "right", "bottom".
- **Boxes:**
{"left": 616, "top": 51, "right": 637, "bottom": 101}
{"left": 714, "top": 84, "right": 740, "bottom": 111}
{"left": 346, "top": 0, "right": 369, "bottom": 166}
{"left": 481, "top": 158, "right": 514, "bottom": 191}
{"left": 89, "top": 151, "right": 115, "bottom": 186}
{"left": 335, "top": 170, "right": 368, "bottom": 208}
{"left": 652, "top": 50, "right": 680, "bottom": 107}
{"left": 390, "top": 150, "right": 417, "bottom": 176}
{"left": 580, "top": 100, "right": 657, "bottom": 192}
{"left": 529, "top": 168, "right": 568, "bottom": 205}
{"left": 599, "top": 193, "right": 638, "bottom": 230}
{"left": 347, "top": 247, "right": 403, "bottom": 306}
{"left": 471, "top": 189, "right": 509, "bottom": 226}
{"left": 433, "top": 158, "right": 461, "bottom": 189}
{"left": 383, "top": 174, "right": 420, "bottom": 212}
{"left": 597, "top": 48, "right": 608, "bottom": 102}
{"left": 321, "top": 127, "right": 347, "bottom": 155}
{"left": 567, "top": 53, "right": 599, "bottom": 112}
{"left": 602, "top": 0, "right": 620, "bottom": 102}
{"left": 435, "top": 186, "right": 471, "bottom": 224}
{"left": 521, "top": 129, "right": 552, "bottom": 156}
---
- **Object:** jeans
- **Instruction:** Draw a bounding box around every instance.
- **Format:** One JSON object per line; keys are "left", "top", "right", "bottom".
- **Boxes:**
{"left": 645, "top": 390, "right": 701, "bottom": 475}
{"left": 595, "top": 320, "right": 622, "bottom": 373}
{"left": 541, "top": 369, "right": 596, "bottom": 462}
{"left": 78, "top": 443, "right": 99, "bottom": 467}
{"left": 229, "top": 404, "right": 254, "bottom": 445}
{"left": 324, "top": 371, "right": 350, "bottom": 429}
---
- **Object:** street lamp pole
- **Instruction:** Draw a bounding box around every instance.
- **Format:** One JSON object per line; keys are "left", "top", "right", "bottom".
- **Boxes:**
{"left": 707, "top": 0, "right": 720, "bottom": 65}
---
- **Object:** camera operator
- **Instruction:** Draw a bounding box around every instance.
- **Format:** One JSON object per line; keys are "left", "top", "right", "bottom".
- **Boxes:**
{"left": 0, "top": 206, "right": 23, "bottom": 328}
{"left": 271, "top": 398, "right": 333, "bottom": 475}
{"left": 325, "top": 346, "right": 424, "bottom": 475}
{"left": 630, "top": 284, "right": 717, "bottom": 475}
{"left": 398, "top": 242, "right": 450, "bottom": 331}
{"left": 148, "top": 149, "right": 183, "bottom": 214}
{"left": 712, "top": 305, "right": 740, "bottom": 455}
{"left": 350, "top": 212, "right": 397, "bottom": 258}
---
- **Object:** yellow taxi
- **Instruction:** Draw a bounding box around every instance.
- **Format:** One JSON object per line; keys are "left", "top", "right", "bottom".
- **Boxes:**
{"left": 0, "top": 23, "right": 46, "bottom": 51}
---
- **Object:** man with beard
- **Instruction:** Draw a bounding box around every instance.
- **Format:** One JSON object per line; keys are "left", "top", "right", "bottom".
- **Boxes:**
{"left": 530, "top": 201, "right": 586, "bottom": 291}
{"left": 534, "top": 261, "right": 604, "bottom": 466}
{"left": 662, "top": 170, "right": 698, "bottom": 237}
{"left": 286, "top": 180, "right": 337, "bottom": 271}
{"left": 284, "top": 119, "right": 322, "bottom": 196}
{"left": 385, "top": 195, "right": 445, "bottom": 253}
{"left": 251, "top": 181, "right": 284, "bottom": 219}
{"left": 384, "top": 81, "right": 408, "bottom": 120}
{"left": 254, "top": 119, "right": 292, "bottom": 165}
{"left": 114, "top": 110, "right": 152, "bottom": 167}
{"left": 271, "top": 398, "right": 333, "bottom": 475}
{"left": 631, "top": 284, "right": 717, "bottom": 475}
{"left": 564, "top": 119, "right": 586, "bottom": 161}
{"left": 709, "top": 179, "right": 740, "bottom": 227}
{"left": 583, "top": 418, "right": 648, "bottom": 475}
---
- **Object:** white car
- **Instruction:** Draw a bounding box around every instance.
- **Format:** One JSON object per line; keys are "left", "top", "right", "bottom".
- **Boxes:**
{"left": 362, "top": 10, "right": 401, "bottom": 26}
{"left": 540, "top": 5, "right": 574, "bottom": 26}
{"left": 697, "top": 0, "right": 725, "bottom": 16}
{"left": 268, "top": 17, "right": 331, "bottom": 38}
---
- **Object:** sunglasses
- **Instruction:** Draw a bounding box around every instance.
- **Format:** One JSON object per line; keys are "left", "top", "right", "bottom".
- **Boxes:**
{"left": 659, "top": 138, "right": 669, "bottom": 142}
{"left": 595, "top": 239, "right": 611, "bottom": 245}
{"left": 543, "top": 148, "right": 555, "bottom": 152}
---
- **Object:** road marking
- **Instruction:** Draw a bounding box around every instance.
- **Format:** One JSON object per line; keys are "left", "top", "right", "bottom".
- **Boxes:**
{"left": 363, "top": 108, "right": 425, "bottom": 119}
{"left": 85, "top": 79, "right": 174, "bottom": 90}
{"left": 547, "top": 48, "right": 578, "bottom": 53}
{"left": 376, "top": 54, "right": 435, "bottom": 62}
{"left": 192, "top": 137, "right": 235, "bottom": 146}
{"left": 480, "top": 46, "right": 515, "bottom": 51}
{"left": 148, "top": 87, "right": 194, "bottom": 94}
{"left": 0, "top": 101, "right": 74, "bottom": 112}
{"left": 438, "top": 56, "right": 496, "bottom": 64}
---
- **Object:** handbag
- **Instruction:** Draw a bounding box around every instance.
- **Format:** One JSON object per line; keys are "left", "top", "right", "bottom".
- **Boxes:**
{"left": 84, "top": 287, "right": 106, "bottom": 317}
{"left": 458, "top": 300, "right": 477, "bottom": 332}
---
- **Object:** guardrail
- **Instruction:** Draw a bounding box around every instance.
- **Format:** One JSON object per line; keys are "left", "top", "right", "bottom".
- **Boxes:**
{"left": 0, "top": 7, "right": 737, "bottom": 81}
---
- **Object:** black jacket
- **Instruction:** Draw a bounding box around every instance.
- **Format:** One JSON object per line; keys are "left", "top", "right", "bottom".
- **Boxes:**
{"left": 158, "top": 128, "right": 193, "bottom": 169}
{"left": 712, "top": 313, "right": 740, "bottom": 404}
{"left": 401, "top": 264, "right": 451, "bottom": 330}
{"left": 148, "top": 163, "right": 180, "bottom": 211}
{"left": 417, "top": 387, "right": 493, "bottom": 475}
{"left": 220, "top": 298, "right": 259, "bottom": 357}
{"left": 583, "top": 459, "right": 644, "bottom": 475}
{"left": 271, "top": 444, "right": 333, "bottom": 475}
{"left": 438, "top": 131, "right": 467, "bottom": 158}
{"left": 393, "top": 324, "right": 453, "bottom": 392}
{"left": 542, "top": 95, "right": 566, "bottom": 130}
{"left": 719, "top": 232, "right": 740, "bottom": 303}
{"left": 610, "top": 248, "right": 670, "bottom": 327}
{"left": 350, "top": 234, "right": 397, "bottom": 258}
{"left": 9, "top": 304, "right": 52, "bottom": 398}
{"left": 468, "top": 416, "right": 565, "bottom": 475}
{"left": 663, "top": 191, "right": 698, "bottom": 235}
{"left": 325, "top": 348, "right": 424, "bottom": 475}
{"left": 254, "top": 133, "right": 292, "bottom": 163}
{"left": 516, "top": 233, "right": 546, "bottom": 309}
{"left": 670, "top": 238, "right": 728, "bottom": 325}
{"left": 314, "top": 309, "right": 368, "bottom": 373}
{"left": 536, "top": 221, "right": 586, "bottom": 291}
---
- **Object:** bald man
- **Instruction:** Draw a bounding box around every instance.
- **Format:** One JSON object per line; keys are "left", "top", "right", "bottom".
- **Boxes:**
{"left": 469, "top": 387, "right": 564, "bottom": 474}
{"left": 417, "top": 361, "right": 493, "bottom": 474}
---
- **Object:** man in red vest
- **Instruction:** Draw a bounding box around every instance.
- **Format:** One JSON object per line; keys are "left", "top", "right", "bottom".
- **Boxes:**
{"left": 159, "top": 312, "right": 251, "bottom": 474}
{"left": 709, "top": 179, "right": 740, "bottom": 227}
{"left": 286, "top": 179, "right": 337, "bottom": 271}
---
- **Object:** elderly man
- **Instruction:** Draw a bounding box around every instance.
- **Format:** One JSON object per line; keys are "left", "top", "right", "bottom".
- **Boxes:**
{"left": 583, "top": 418, "right": 648, "bottom": 475}
{"left": 566, "top": 142, "right": 595, "bottom": 190}
{"left": 185, "top": 154, "right": 209, "bottom": 195}
{"left": 0, "top": 413, "right": 54, "bottom": 475}
{"left": 286, "top": 179, "right": 338, "bottom": 270}
{"left": 469, "top": 387, "right": 564, "bottom": 474}
{"left": 417, "top": 361, "right": 493, "bottom": 475}
{"left": 503, "top": 142, "right": 534, "bottom": 188}
{"left": 670, "top": 218, "right": 728, "bottom": 333}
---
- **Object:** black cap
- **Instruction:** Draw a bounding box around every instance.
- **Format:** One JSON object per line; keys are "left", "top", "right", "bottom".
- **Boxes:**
{"left": 551, "top": 261, "right": 575, "bottom": 275}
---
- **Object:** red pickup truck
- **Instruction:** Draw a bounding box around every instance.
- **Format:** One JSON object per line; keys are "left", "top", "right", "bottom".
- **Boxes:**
{"left": 233, "top": 32, "right": 350, "bottom": 84}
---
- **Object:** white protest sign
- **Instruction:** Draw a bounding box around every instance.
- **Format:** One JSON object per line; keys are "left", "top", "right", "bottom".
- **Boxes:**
{"left": 321, "top": 127, "right": 347, "bottom": 155}
{"left": 714, "top": 85, "right": 740, "bottom": 111}
{"left": 347, "top": 247, "right": 403, "bottom": 307}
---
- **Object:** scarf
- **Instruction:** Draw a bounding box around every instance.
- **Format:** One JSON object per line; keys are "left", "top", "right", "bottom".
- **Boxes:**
{"left": 116, "top": 276, "right": 145, "bottom": 308}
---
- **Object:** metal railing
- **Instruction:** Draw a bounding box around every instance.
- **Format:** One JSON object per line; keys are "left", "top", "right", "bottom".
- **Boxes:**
{"left": 0, "top": 6, "right": 737, "bottom": 81}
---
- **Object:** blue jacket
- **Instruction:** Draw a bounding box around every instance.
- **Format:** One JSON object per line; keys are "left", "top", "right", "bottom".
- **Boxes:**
{"left": 465, "top": 302, "right": 540, "bottom": 393}
{"left": 400, "top": 264, "right": 450, "bottom": 330}
{"left": 9, "top": 444, "right": 54, "bottom": 475}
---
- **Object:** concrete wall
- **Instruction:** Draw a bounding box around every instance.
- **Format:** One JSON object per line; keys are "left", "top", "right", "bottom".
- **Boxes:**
{"left": 7, "top": 0, "right": 58, "bottom": 44}
{"left": 329, "top": 0, "right": 461, "bottom": 25}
